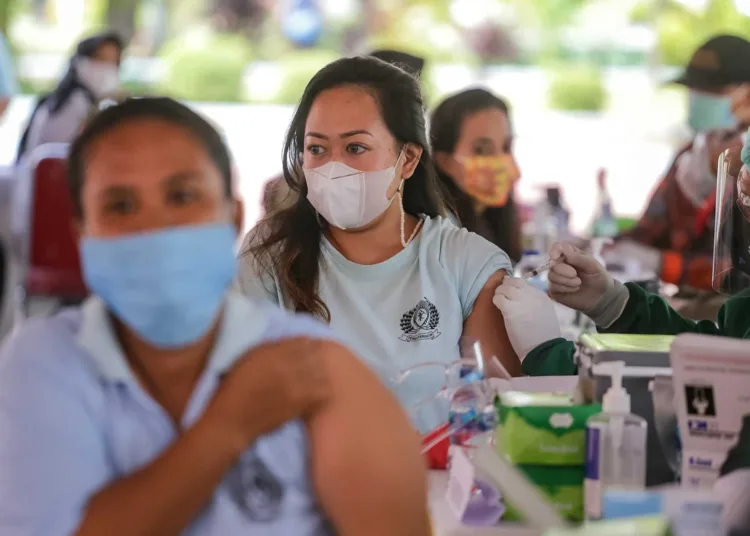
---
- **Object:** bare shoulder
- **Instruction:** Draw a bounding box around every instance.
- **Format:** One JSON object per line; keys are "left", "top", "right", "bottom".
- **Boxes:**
{"left": 481, "top": 269, "right": 507, "bottom": 290}
{"left": 315, "top": 341, "right": 386, "bottom": 396}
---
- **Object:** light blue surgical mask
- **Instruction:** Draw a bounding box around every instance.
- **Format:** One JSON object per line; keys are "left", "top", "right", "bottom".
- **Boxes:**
{"left": 688, "top": 91, "right": 735, "bottom": 132}
{"left": 81, "top": 222, "right": 237, "bottom": 349}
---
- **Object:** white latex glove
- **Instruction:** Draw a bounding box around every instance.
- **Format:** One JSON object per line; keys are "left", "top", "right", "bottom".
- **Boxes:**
{"left": 602, "top": 240, "right": 661, "bottom": 274}
{"left": 493, "top": 277, "right": 561, "bottom": 360}
{"left": 714, "top": 469, "right": 750, "bottom": 536}
{"left": 548, "top": 242, "right": 630, "bottom": 328}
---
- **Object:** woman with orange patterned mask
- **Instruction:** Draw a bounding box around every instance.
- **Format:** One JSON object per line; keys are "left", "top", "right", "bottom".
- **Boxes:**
{"left": 431, "top": 88, "right": 522, "bottom": 262}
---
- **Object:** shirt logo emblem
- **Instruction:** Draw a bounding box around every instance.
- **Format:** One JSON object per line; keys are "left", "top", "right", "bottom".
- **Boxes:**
{"left": 227, "top": 450, "right": 285, "bottom": 522}
{"left": 399, "top": 297, "right": 441, "bottom": 342}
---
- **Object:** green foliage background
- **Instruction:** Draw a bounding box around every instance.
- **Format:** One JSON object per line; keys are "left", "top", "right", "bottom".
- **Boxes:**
{"left": 9, "top": 0, "right": 750, "bottom": 106}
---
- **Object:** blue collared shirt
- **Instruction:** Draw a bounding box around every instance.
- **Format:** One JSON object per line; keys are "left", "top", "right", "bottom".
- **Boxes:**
{"left": 0, "top": 292, "right": 335, "bottom": 535}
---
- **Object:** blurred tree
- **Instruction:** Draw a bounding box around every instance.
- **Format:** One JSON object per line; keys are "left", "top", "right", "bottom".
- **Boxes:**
{"left": 410, "top": 0, "right": 452, "bottom": 22}
{"left": 272, "top": 48, "right": 338, "bottom": 103}
{"left": 629, "top": 0, "right": 652, "bottom": 23}
{"left": 105, "top": 0, "right": 140, "bottom": 42}
{"left": 160, "top": 33, "right": 251, "bottom": 101}
{"left": 341, "top": 0, "right": 379, "bottom": 52}
{"left": 548, "top": 63, "right": 607, "bottom": 111}
{"left": 657, "top": 0, "right": 750, "bottom": 65}
{"left": 209, "top": 0, "right": 269, "bottom": 41}
{"left": 367, "top": 2, "right": 471, "bottom": 62}
{"left": 505, "top": 0, "right": 591, "bottom": 60}
{"left": 0, "top": 0, "right": 17, "bottom": 35}
{"left": 32, "top": 0, "right": 46, "bottom": 20}
{"left": 467, "top": 22, "right": 519, "bottom": 66}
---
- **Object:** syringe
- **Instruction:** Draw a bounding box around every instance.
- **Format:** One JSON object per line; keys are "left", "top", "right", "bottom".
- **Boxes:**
{"left": 521, "top": 258, "right": 560, "bottom": 280}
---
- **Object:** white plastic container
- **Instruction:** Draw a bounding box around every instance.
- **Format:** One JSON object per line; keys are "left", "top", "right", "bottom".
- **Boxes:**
{"left": 584, "top": 361, "right": 648, "bottom": 520}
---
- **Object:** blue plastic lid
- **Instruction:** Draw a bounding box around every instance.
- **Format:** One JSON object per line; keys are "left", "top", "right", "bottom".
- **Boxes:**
{"left": 522, "top": 249, "right": 540, "bottom": 256}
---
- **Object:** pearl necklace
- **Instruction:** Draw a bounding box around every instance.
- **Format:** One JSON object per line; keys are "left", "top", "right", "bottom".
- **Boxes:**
{"left": 399, "top": 191, "right": 424, "bottom": 248}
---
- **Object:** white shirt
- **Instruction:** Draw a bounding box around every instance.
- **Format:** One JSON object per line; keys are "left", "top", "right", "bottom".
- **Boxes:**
{"left": 24, "top": 89, "right": 92, "bottom": 155}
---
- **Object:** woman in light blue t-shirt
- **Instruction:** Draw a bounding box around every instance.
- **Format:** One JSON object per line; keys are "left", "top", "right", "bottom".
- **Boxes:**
{"left": 238, "top": 56, "right": 522, "bottom": 433}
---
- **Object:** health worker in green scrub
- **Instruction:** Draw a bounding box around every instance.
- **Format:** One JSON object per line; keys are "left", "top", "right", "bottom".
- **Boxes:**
{"left": 493, "top": 140, "right": 750, "bottom": 377}
{"left": 499, "top": 138, "right": 750, "bottom": 535}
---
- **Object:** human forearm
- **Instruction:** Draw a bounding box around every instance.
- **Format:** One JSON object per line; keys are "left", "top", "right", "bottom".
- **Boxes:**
{"left": 310, "top": 344, "right": 430, "bottom": 536}
{"left": 602, "top": 283, "right": 721, "bottom": 336}
{"left": 75, "top": 411, "right": 243, "bottom": 536}
{"left": 522, "top": 338, "right": 577, "bottom": 376}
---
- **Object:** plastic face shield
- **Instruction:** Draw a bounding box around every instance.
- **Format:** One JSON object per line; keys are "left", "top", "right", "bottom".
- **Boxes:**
{"left": 393, "top": 358, "right": 488, "bottom": 434}
{"left": 396, "top": 338, "right": 503, "bottom": 432}
{"left": 713, "top": 148, "right": 750, "bottom": 294}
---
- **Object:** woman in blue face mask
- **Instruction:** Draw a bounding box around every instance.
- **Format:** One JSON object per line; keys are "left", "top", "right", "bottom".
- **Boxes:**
{"left": 0, "top": 98, "right": 429, "bottom": 536}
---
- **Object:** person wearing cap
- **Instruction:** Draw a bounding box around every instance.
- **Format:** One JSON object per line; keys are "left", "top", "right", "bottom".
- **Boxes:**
{"left": 260, "top": 50, "right": 427, "bottom": 217}
{"left": 494, "top": 140, "right": 750, "bottom": 535}
{"left": 492, "top": 131, "right": 750, "bottom": 378}
{"left": 602, "top": 35, "right": 750, "bottom": 314}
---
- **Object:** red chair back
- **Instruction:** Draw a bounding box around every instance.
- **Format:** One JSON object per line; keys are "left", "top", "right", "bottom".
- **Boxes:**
{"left": 25, "top": 157, "right": 87, "bottom": 299}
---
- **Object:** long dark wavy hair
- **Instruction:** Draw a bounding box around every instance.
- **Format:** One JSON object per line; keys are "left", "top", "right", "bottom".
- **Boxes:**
{"left": 430, "top": 88, "right": 522, "bottom": 262}
{"left": 245, "top": 56, "right": 450, "bottom": 321}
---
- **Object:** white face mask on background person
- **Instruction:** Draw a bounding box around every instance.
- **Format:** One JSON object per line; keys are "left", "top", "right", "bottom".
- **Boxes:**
{"left": 304, "top": 151, "right": 404, "bottom": 230}
{"left": 76, "top": 57, "right": 120, "bottom": 98}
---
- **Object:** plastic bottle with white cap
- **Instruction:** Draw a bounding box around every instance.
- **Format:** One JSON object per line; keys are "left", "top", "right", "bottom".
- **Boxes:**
{"left": 584, "top": 361, "right": 648, "bottom": 520}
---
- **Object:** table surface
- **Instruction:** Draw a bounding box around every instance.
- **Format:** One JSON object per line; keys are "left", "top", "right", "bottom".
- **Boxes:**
{"left": 429, "top": 471, "right": 541, "bottom": 536}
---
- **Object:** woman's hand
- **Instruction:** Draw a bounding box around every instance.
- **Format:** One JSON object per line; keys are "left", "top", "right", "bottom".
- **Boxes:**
{"left": 205, "top": 337, "right": 333, "bottom": 455}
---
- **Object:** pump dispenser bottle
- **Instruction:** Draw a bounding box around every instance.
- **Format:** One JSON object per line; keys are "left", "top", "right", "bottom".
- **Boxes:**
{"left": 584, "top": 361, "right": 647, "bottom": 520}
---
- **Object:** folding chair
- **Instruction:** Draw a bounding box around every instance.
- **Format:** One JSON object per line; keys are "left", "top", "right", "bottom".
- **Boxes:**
{"left": 15, "top": 143, "right": 87, "bottom": 319}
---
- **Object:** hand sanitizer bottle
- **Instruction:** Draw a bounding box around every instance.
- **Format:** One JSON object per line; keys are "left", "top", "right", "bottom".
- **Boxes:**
{"left": 584, "top": 361, "right": 647, "bottom": 521}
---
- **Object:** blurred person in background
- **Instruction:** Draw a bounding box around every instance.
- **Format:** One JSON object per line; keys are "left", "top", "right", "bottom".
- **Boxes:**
{"left": 16, "top": 31, "right": 123, "bottom": 161}
{"left": 494, "top": 137, "right": 750, "bottom": 372}
{"left": 494, "top": 140, "right": 750, "bottom": 533}
{"left": 0, "top": 30, "right": 17, "bottom": 119}
{"left": 261, "top": 49, "right": 426, "bottom": 216}
{"left": 605, "top": 35, "right": 750, "bottom": 319}
{"left": 0, "top": 97, "right": 429, "bottom": 536}
{"left": 431, "top": 88, "right": 522, "bottom": 263}
{"left": 239, "top": 56, "right": 520, "bottom": 435}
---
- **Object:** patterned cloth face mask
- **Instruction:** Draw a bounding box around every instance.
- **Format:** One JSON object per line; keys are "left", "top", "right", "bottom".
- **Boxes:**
{"left": 459, "top": 155, "right": 517, "bottom": 207}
